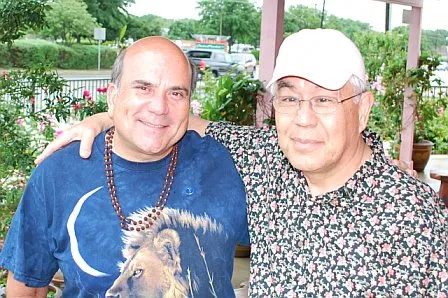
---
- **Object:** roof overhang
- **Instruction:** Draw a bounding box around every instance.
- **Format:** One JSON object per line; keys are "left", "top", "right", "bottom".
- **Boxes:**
{"left": 372, "top": 0, "right": 423, "bottom": 8}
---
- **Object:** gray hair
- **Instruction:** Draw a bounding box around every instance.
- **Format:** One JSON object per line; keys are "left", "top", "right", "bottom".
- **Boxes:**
{"left": 269, "top": 75, "right": 368, "bottom": 103}
{"left": 110, "top": 48, "right": 198, "bottom": 98}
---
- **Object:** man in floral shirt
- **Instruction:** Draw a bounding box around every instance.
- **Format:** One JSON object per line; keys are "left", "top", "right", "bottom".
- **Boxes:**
{"left": 201, "top": 28, "right": 447, "bottom": 297}
{"left": 38, "top": 29, "right": 447, "bottom": 297}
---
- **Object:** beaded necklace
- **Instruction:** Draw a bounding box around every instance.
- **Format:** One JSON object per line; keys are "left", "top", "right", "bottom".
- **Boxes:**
{"left": 104, "top": 127, "right": 178, "bottom": 231}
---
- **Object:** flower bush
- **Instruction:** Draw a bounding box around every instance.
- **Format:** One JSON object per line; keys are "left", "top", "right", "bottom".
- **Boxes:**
{"left": 0, "top": 66, "right": 109, "bottom": 245}
{"left": 191, "top": 69, "right": 265, "bottom": 125}
{"left": 355, "top": 31, "right": 448, "bottom": 156}
{"left": 0, "top": 66, "right": 108, "bottom": 176}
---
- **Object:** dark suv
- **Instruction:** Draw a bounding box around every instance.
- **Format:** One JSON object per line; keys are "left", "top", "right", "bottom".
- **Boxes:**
{"left": 186, "top": 49, "right": 243, "bottom": 77}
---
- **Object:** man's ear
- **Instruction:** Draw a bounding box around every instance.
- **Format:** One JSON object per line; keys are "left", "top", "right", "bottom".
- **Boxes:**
{"left": 107, "top": 83, "right": 118, "bottom": 118}
{"left": 358, "top": 91, "right": 374, "bottom": 133}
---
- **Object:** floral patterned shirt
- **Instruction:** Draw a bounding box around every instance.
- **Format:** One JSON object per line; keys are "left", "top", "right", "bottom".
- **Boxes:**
{"left": 206, "top": 122, "right": 448, "bottom": 297}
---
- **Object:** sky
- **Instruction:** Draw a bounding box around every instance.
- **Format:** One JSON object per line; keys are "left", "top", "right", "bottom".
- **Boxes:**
{"left": 127, "top": 0, "right": 448, "bottom": 32}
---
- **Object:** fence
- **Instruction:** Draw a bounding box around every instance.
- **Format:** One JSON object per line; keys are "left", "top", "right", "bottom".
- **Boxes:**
{"left": 7, "top": 76, "right": 448, "bottom": 110}
{"left": 425, "top": 85, "right": 448, "bottom": 98}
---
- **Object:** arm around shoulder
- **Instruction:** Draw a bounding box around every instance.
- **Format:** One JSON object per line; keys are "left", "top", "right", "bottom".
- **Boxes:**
{"left": 35, "top": 112, "right": 112, "bottom": 164}
{"left": 189, "top": 115, "right": 211, "bottom": 137}
{"left": 6, "top": 271, "right": 48, "bottom": 298}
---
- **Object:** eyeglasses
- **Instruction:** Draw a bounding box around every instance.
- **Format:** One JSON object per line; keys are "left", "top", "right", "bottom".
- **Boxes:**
{"left": 273, "top": 92, "right": 364, "bottom": 114}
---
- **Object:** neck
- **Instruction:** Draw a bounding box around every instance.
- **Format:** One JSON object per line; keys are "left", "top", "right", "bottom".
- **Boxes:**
{"left": 304, "top": 138, "right": 372, "bottom": 197}
{"left": 110, "top": 128, "right": 172, "bottom": 163}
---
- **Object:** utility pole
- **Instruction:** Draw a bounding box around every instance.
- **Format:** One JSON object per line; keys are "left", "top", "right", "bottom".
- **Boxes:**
{"left": 320, "top": 0, "right": 326, "bottom": 28}
{"left": 385, "top": 3, "right": 391, "bottom": 32}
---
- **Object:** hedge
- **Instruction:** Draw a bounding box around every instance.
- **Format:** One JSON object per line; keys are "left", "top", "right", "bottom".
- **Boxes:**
{"left": 0, "top": 39, "right": 117, "bottom": 69}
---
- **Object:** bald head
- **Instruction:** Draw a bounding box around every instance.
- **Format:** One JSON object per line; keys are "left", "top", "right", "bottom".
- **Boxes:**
{"left": 111, "top": 37, "right": 197, "bottom": 97}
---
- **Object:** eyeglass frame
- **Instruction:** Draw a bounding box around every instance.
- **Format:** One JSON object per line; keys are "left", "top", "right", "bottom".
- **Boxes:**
{"left": 272, "top": 91, "right": 365, "bottom": 114}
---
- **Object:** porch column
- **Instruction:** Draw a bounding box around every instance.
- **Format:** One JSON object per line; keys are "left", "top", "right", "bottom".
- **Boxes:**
{"left": 399, "top": 5, "right": 423, "bottom": 167}
{"left": 256, "top": 0, "right": 285, "bottom": 126}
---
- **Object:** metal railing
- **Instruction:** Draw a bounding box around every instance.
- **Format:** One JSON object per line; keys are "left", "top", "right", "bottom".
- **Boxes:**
{"left": 425, "top": 85, "right": 448, "bottom": 98}
{"left": 64, "top": 78, "right": 110, "bottom": 100}
{"left": 4, "top": 77, "right": 448, "bottom": 111}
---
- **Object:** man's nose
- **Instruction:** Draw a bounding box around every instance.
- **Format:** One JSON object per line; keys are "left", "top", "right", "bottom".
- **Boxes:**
{"left": 294, "top": 101, "right": 317, "bottom": 126}
{"left": 147, "top": 94, "right": 169, "bottom": 115}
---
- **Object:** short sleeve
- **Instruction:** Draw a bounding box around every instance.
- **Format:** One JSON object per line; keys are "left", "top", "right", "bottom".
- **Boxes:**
{"left": 0, "top": 175, "right": 59, "bottom": 287}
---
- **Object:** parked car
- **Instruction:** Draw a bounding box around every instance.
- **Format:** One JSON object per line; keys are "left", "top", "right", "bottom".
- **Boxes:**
{"left": 230, "top": 53, "right": 257, "bottom": 77}
{"left": 186, "top": 49, "right": 244, "bottom": 78}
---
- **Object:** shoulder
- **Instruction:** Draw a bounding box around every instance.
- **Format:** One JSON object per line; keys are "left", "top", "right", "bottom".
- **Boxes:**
{"left": 182, "top": 130, "right": 230, "bottom": 157}
{"left": 36, "top": 133, "right": 104, "bottom": 174}
{"left": 378, "top": 163, "right": 447, "bottom": 225}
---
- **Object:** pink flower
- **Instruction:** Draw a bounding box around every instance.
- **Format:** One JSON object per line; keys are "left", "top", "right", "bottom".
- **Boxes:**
{"left": 371, "top": 76, "right": 386, "bottom": 96}
{"left": 190, "top": 100, "right": 203, "bottom": 116}
{"left": 73, "top": 103, "right": 82, "bottom": 111}
{"left": 438, "top": 107, "right": 445, "bottom": 115}
{"left": 38, "top": 122, "right": 46, "bottom": 132}
{"left": 97, "top": 87, "right": 107, "bottom": 93}
{"left": 16, "top": 118, "right": 24, "bottom": 125}
{"left": 30, "top": 97, "right": 36, "bottom": 103}
{"left": 83, "top": 90, "right": 91, "bottom": 98}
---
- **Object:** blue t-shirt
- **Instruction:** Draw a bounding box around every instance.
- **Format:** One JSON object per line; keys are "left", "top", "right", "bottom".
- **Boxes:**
{"left": 0, "top": 130, "right": 249, "bottom": 297}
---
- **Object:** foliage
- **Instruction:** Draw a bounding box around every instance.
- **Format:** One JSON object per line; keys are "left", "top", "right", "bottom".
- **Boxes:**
{"left": 41, "top": 0, "right": 99, "bottom": 44}
{"left": 83, "top": 0, "right": 135, "bottom": 41}
{"left": 393, "top": 26, "right": 448, "bottom": 56}
{"left": 284, "top": 5, "right": 321, "bottom": 35}
{"left": 355, "top": 30, "right": 448, "bottom": 155}
{"left": 0, "top": 40, "right": 117, "bottom": 69}
{"left": 0, "top": 66, "right": 109, "bottom": 249}
{"left": 0, "top": 0, "right": 51, "bottom": 45}
{"left": 0, "top": 66, "right": 109, "bottom": 176}
{"left": 168, "top": 19, "right": 199, "bottom": 40}
{"left": 197, "top": 0, "right": 261, "bottom": 47}
{"left": 426, "top": 105, "right": 448, "bottom": 154}
{"left": 284, "top": 5, "right": 371, "bottom": 39}
{"left": 126, "top": 14, "right": 164, "bottom": 40}
{"left": 192, "top": 70, "right": 265, "bottom": 125}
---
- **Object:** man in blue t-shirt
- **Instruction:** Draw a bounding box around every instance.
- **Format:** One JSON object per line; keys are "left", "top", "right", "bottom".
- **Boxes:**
{"left": 0, "top": 37, "right": 248, "bottom": 297}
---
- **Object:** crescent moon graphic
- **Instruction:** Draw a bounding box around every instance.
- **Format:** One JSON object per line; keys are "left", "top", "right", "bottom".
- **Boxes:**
{"left": 67, "top": 186, "right": 110, "bottom": 277}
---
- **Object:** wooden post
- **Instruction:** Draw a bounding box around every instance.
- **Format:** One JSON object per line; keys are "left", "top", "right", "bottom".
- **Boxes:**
{"left": 256, "top": 0, "right": 285, "bottom": 126}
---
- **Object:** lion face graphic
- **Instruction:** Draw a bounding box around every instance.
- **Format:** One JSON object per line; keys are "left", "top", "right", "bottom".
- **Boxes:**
{"left": 105, "top": 229, "right": 189, "bottom": 298}
{"left": 106, "top": 208, "right": 225, "bottom": 298}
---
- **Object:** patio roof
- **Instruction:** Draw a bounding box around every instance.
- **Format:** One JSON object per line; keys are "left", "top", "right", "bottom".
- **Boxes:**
{"left": 257, "top": 0, "right": 423, "bottom": 168}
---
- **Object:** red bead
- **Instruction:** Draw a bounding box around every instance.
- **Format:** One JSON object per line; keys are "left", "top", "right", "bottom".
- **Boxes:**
{"left": 104, "top": 128, "right": 177, "bottom": 233}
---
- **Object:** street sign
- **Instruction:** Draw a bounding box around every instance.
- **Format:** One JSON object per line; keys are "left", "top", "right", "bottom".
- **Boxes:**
{"left": 196, "top": 43, "right": 225, "bottom": 50}
{"left": 93, "top": 28, "right": 106, "bottom": 71}
{"left": 94, "top": 28, "right": 106, "bottom": 41}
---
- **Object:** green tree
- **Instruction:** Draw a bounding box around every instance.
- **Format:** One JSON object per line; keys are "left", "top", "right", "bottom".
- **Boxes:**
{"left": 284, "top": 5, "right": 371, "bottom": 39}
{"left": 284, "top": 5, "right": 321, "bottom": 36}
{"left": 42, "top": 0, "right": 99, "bottom": 44}
{"left": 168, "top": 19, "right": 199, "bottom": 40}
{"left": 126, "top": 15, "right": 164, "bottom": 40}
{"left": 0, "top": 0, "right": 50, "bottom": 44}
{"left": 139, "top": 14, "right": 167, "bottom": 36}
{"left": 197, "top": 0, "right": 260, "bottom": 47}
{"left": 83, "top": 0, "right": 134, "bottom": 41}
{"left": 325, "top": 15, "right": 371, "bottom": 40}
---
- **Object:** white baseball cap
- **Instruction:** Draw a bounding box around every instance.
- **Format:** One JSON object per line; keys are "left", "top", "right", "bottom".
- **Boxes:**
{"left": 267, "top": 28, "right": 366, "bottom": 90}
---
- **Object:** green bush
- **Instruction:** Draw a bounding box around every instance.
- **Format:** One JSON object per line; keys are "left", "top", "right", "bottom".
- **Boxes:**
{"left": 0, "top": 39, "right": 117, "bottom": 69}
{"left": 251, "top": 49, "right": 259, "bottom": 62}
{"left": 191, "top": 70, "right": 265, "bottom": 125}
